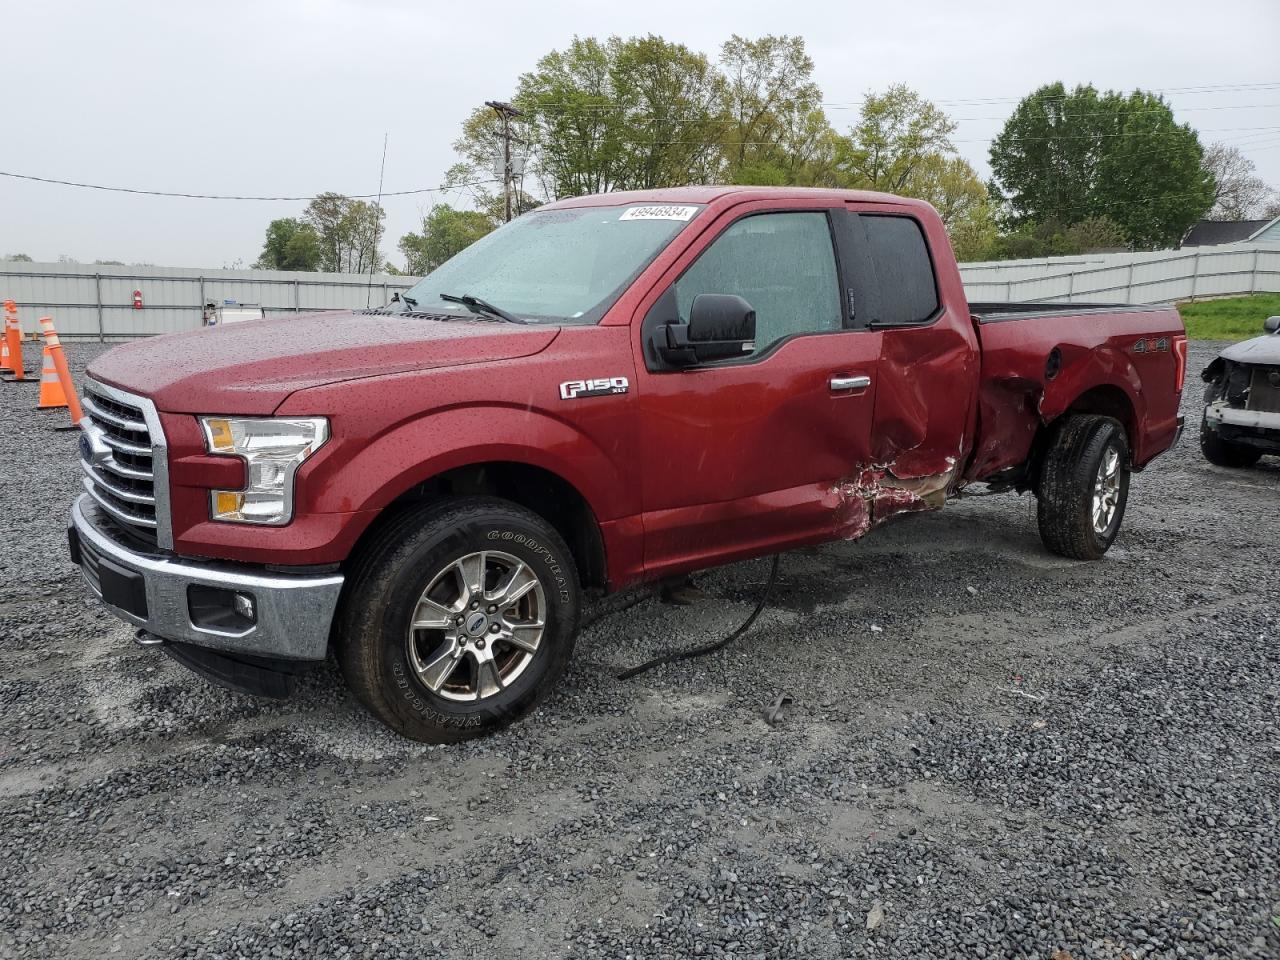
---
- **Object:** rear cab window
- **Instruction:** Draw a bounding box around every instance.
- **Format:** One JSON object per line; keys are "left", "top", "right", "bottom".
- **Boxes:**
{"left": 842, "top": 212, "right": 940, "bottom": 328}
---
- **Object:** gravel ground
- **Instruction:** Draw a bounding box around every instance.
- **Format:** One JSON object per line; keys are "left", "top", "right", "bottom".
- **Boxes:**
{"left": 1, "top": 340, "right": 1277, "bottom": 960}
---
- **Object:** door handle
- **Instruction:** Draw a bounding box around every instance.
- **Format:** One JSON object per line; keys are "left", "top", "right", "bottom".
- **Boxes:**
{"left": 829, "top": 374, "right": 872, "bottom": 391}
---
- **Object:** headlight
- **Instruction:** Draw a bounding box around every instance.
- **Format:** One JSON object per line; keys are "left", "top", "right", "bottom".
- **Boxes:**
{"left": 199, "top": 416, "right": 329, "bottom": 525}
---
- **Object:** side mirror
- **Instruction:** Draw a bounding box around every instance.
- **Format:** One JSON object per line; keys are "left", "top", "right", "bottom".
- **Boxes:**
{"left": 660, "top": 294, "right": 756, "bottom": 366}
{"left": 1264, "top": 316, "right": 1280, "bottom": 335}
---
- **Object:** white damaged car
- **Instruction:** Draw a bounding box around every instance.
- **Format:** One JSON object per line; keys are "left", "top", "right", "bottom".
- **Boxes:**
{"left": 1200, "top": 314, "right": 1280, "bottom": 467}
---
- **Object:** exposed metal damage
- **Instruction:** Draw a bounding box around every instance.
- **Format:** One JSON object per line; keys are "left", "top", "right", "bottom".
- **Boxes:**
{"left": 827, "top": 457, "right": 958, "bottom": 541}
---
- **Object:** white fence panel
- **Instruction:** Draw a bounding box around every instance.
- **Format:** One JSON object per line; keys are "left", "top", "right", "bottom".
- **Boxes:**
{"left": 0, "top": 261, "right": 418, "bottom": 338}
{"left": 960, "top": 244, "right": 1280, "bottom": 305}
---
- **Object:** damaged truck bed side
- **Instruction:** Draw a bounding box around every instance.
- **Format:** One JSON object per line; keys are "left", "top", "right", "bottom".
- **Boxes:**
{"left": 70, "top": 185, "right": 1188, "bottom": 742}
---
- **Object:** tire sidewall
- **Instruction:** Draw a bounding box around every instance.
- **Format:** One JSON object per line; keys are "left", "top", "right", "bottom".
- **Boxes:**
{"left": 360, "top": 505, "right": 579, "bottom": 739}
{"left": 1086, "top": 420, "right": 1130, "bottom": 551}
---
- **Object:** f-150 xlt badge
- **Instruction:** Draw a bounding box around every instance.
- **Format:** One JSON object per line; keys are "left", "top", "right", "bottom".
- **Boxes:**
{"left": 560, "top": 377, "right": 629, "bottom": 400}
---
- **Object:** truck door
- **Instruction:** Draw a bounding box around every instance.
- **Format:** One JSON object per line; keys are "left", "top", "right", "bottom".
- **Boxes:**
{"left": 845, "top": 205, "right": 980, "bottom": 506}
{"left": 632, "top": 202, "right": 884, "bottom": 579}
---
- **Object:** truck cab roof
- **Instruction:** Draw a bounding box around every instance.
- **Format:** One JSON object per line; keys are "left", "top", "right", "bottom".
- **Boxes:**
{"left": 544, "top": 184, "right": 935, "bottom": 212}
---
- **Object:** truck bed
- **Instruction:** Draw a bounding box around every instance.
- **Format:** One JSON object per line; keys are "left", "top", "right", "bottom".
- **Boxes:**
{"left": 965, "top": 300, "right": 1186, "bottom": 483}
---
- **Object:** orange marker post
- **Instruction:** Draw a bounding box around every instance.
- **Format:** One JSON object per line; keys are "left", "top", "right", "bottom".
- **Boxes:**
{"left": 0, "top": 300, "right": 23, "bottom": 377}
{"left": 37, "top": 317, "right": 84, "bottom": 429}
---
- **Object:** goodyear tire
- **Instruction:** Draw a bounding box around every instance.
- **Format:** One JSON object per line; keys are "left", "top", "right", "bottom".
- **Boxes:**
{"left": 1036, "top": 415, "right": 1131, "bottom": 561}
{"left": 1199, "top": 413, "right": 1262, "bottom": 468}
{"left": 338, "top": 497, "right": 580, "bottom": 743}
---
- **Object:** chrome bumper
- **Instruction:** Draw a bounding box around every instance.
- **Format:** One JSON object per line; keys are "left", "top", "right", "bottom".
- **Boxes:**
{"left": 69, "top": 494, "right": 343, "bottom": 661}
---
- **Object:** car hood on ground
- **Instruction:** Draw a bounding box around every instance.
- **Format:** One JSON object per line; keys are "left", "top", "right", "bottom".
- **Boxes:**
{"left": 1219, "top": 333, "right": 1280, "bottom": 366}
{"left": 87, "top": 311, "right": 561, "bottom": 415}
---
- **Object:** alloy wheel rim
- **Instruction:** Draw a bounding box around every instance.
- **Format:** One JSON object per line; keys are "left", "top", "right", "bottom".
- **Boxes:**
{"left": 406, "top": 550, "right": 546, "bottom": 703}
{"left": 1091, "top": 446, "right": 1122, "bottom": 535}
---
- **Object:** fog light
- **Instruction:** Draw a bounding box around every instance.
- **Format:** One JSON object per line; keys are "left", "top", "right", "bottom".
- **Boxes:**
{"left": 233, "top": 592, "right": 256, "bottom": 622}
{"left": 187, "top": 585, "right": 258, "bottom": 634}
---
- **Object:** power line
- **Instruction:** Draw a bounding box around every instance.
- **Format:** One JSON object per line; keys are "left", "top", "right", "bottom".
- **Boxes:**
{"left": 0, "top": 170, "right": 499, "bottom": 201}
{"left": 521, "top": 81, "right": 1280, "bottom": 113}
{"left": 520, "top": 101, "right": 1280, "bottom": 128}
{"left": 523, "top": 125, "right": 1280, "bottom": 148}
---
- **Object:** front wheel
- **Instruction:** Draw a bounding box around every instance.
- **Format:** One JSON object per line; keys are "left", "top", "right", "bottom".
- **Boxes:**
{"left": 338, "top": 497, "right": 580, "bottom": 742}
{"left": 1036, "top": 415, "right": 1131, "bottom": 561}
{"left": 1199, "top": 413, "right": 1262, "bottom": 468}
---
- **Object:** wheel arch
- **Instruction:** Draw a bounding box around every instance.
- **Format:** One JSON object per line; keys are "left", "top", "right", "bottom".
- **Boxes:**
{"left": 1026, "top": 388, "right": 1136, "bottom": 493}
{"left": 349, "top": 460, "right": 608, "bottom": 591}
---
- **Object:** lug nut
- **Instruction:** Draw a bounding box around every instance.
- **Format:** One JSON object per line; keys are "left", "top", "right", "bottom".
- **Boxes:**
{"left": 490, "top": 624, "right": 500, "bottom": 633}
{"left": 487, "top": 605, "right": 497, "bottom": 614}
{"left": 470, "top": 601, "right": 479, "bottom": 610}
{"left": 476, "top": 638, "right": 486, "bottom": 649}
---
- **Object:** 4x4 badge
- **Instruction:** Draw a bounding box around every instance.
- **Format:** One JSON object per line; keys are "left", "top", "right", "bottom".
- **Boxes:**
{"left": 559, "top": 377, "right": 629, "bottom": 400}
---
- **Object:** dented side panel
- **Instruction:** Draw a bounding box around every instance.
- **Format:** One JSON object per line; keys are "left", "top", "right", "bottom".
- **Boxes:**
{"left": 850, "top": 200, "right": 982, "bottom": 532}
{"left": 967, "top": 307, "right": 1185, "bottom": 480}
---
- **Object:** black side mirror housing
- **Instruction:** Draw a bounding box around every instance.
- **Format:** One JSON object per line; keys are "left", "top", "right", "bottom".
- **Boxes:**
{"left": 660, "top": 294, "right": 756, "bottom": 366}
{"left": 1264, "top": 315, "right": 1280, "bottom": 335}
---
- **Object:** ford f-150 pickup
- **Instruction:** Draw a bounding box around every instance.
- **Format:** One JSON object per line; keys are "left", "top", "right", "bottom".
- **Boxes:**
{"left": 68, "top": 186, "right": 1187, "bottom": 741}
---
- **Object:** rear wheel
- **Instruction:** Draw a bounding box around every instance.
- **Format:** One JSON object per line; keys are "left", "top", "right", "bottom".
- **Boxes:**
{"left": 338, "top": 497, "right": 580, "bottom": 742}
{"left": 1036, "top": 415, "right": 1130, "bottom": 560}
{"left": 1199, "top": 413, "right": 1262, "bottom": 468}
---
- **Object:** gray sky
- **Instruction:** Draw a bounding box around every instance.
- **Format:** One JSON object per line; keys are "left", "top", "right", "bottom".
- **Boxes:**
{"left": 4, "top": 0, "right": 1279, "bottom": 269}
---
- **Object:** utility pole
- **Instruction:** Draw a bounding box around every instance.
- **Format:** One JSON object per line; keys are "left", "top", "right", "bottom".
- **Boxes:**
{"left": 485, "top": 100, "right": 523, "bottom": 222}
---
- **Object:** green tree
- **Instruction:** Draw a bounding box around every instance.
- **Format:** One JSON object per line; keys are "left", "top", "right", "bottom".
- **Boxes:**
{"left": 718, "top": 35, "right": 840, "bottom": 186}
{"left": 302, "top": 193, "right": 385, "bottom": 274}
{"left": 398, "top": 204, "right": 496, "bottom": 275}
{"left": 843, "top": 84, "right": 957, "bottom": 193}
{"left": 608, "top": 35, "right": 725, "bottom": 189}
{"left": 511, "top": 35, "right": 725, "bottom": 196}
{"left": 989, "top": 83, "right": 1214, "bottom": 248}
{"left": 253, "top": 217, "right": 323, "bottom": 271}
{"left": 3, "top": 253, "right": 33, "bottom": 262}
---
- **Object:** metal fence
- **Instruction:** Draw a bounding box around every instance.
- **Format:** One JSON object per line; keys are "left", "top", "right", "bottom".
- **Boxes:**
{"left": 0, "top": 261, "right": 417, "bottom": 339}
{"left": 4, "top": 242, "right": 1279, "bottom": 339}
{"left": 958, "top": 243, "right": 1280, "bottom": 304}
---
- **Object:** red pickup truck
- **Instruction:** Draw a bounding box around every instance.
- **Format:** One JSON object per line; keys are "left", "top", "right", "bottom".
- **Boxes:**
{"left": 69, "top": 186, "right": 1186, "bottom": 741}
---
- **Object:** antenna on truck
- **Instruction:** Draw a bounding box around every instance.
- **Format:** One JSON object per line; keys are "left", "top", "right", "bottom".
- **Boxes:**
{"left": 365, "top": 132, "right": 389, "bottom": 308}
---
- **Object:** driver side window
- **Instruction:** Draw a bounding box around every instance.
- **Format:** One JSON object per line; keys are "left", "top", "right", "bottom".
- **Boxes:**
{"left": 674, "top": 212, "right": 842, "bottom": 354}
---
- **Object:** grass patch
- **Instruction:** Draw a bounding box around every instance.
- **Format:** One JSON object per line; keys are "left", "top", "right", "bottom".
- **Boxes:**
{"left": 1178, "top": 293, "right": 1280, "bottom": 341}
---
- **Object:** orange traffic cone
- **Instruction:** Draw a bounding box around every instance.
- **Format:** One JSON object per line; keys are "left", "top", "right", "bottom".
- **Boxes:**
{"left": 2, "top": 299, "right": 30, "bottom": 380}
{"left": 0, "top": 336, "right": 10, "bottom": 375}
{"left": 35, "top": 347, "right": 66, "bottom": 410}
{"left": 36, "top": 317, "right": 84, "bottom": 430}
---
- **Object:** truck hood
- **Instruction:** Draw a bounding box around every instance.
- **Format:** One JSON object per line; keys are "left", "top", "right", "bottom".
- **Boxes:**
{"left": 1219, "top": 332, "right": 1280, "bottom": 366}
{"left": 87, "top": 311, "right": 560, "bottom": 415}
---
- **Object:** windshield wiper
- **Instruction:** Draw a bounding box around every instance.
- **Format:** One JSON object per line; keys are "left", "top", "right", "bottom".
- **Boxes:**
{"left": 438, "top": 293, "right": 526, "bottom": 325}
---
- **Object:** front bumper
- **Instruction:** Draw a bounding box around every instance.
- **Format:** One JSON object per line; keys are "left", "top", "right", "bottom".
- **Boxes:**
{"left": 69, "top": 494, "right": 344, "bottom": 661}
{"left": 1204, "top": 401, "right": 1280, "bottom": 433}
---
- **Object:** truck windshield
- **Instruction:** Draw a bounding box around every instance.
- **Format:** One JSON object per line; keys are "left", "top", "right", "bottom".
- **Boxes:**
{"left": 401, "top": 203, "right": 703, "bottom": 324}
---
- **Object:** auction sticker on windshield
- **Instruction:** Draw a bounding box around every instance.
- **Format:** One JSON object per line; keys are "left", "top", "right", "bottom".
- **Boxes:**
{"left": 618, "top": 205, "right": 699, "bottom": 222}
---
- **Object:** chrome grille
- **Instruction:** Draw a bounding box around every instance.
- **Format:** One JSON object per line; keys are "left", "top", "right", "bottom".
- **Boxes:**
{"left": 80, "top": 380, "right": 171, "bottom": 548}
{"left": 1246, "top": 366, "right": 1280, "bottom": 414}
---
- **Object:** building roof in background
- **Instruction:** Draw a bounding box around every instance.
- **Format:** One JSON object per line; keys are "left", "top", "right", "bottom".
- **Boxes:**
{"left": 1181, "top": 218, "right": 1271, "bottom": 247}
